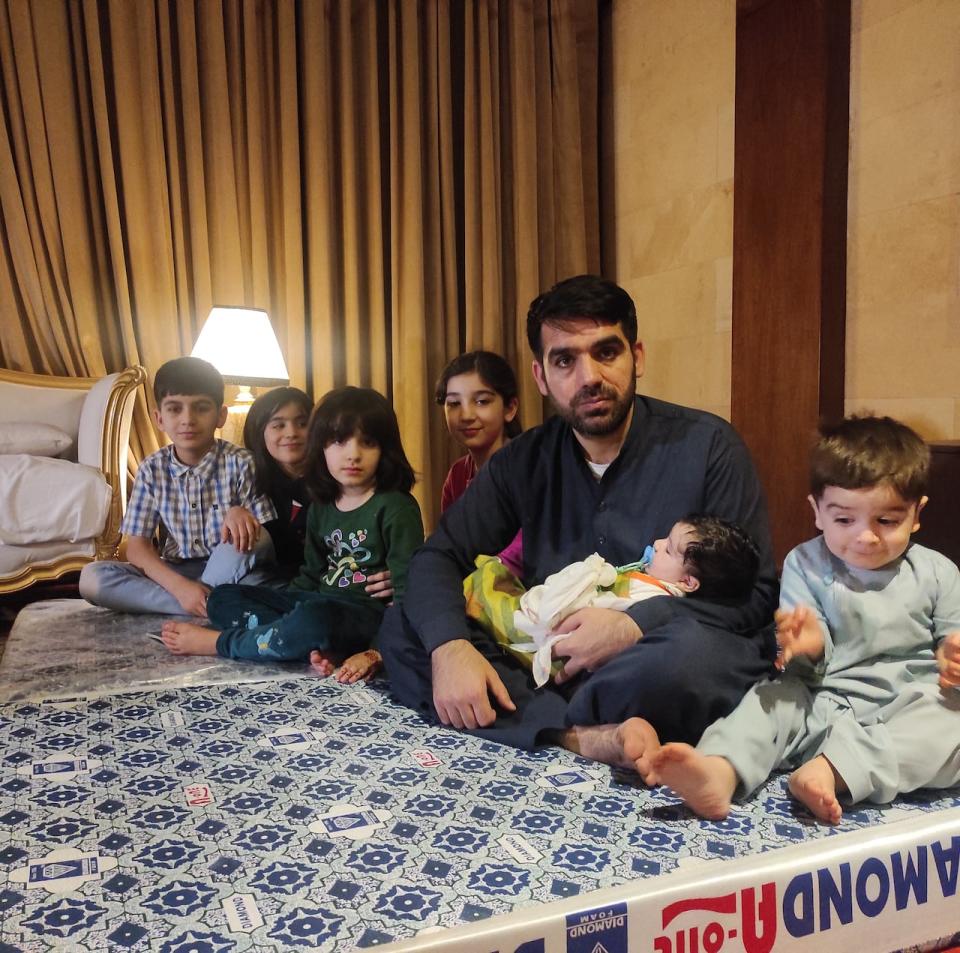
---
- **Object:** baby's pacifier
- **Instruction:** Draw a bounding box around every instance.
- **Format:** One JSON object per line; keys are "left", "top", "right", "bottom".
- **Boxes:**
{"left": 639, "top": 543, "right": 655, "bottom": 571}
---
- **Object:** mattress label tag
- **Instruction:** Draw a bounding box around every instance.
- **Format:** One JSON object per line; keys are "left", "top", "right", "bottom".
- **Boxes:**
{"left": 310, "top": 804, "right": 393, "bottom": 839}
{"left": 223, "top": 893, "right": 264, "bottom": 932}
{"left": 536, "top": 767, "right": 604, "bottom": 793}
{"left": 411, "top": 748, "right": 441, "bottom": 768}
{"left": 499, "top": 833, "right": 542, "bottom": 863}
{"left": 258, "top": 726, "right": 325, "bottom": 751}
{"left": 184, "top": 781, "right": 215, "bottom": 806}
{"left": 566, "top": 902, "right": 628, "bottom": 953}
{"left": 9, "top": 847, "right": 118, "bottom": 895}
{"left": 20, "top": 756, "right": 101, "bottom": 782}
{"left": 160, "top": 709, "right": 185, "bottom": 728}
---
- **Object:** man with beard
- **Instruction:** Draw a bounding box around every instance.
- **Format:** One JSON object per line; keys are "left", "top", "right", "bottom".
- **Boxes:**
{"left": 380, "top": 275, "right": 778, "bottom": 772}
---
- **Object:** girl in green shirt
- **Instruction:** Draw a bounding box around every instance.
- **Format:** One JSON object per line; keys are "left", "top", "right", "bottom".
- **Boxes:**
{"left": 161, "top": 386, "right": 424, "bottom": 682}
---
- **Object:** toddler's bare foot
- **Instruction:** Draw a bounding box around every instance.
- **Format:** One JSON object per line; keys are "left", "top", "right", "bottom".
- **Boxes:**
{"left": 651, "top": 744, "right": 738, "bottom": 819}
{"left": 309, "top": 650, "right": 337, "bottom": 677}
{"left": 336, "top": 649, "right": 382, "bottom": 684}
{"left": 160, "top": 621, "right": 219, "bottom": 656}
{"left": 788, "top": 756, "right": 843, "bottom": 824}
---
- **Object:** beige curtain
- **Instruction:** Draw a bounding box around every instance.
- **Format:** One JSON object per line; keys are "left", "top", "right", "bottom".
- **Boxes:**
{"left": 0, "top": 0, "right": 600, "bottom": 530}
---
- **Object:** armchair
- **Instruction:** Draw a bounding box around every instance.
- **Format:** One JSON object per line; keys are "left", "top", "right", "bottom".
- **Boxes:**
{"left": 0, "top": 365, "right": 146, "bottom": 593}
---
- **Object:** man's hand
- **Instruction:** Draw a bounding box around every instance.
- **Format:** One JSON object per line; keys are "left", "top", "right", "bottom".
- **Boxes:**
{"left": 552, "top": 607, "right": 641, "bottom": 684}
{"left": 221, "top": 506, "right": 260, "bottom": 552}
{"left": 364, "top": 570, "right": 394, "bottom": 603}
{"left": 432, "top": 639, "right": 516, "bottom": 729}
{"left": 774, "top": 605, "right": 825, "bottom": 670}
{"left": 936, "top": 631, "right": 960, "bottom": 693}
{"left": 172, "top": 578, "right": 210, "bottom": 617}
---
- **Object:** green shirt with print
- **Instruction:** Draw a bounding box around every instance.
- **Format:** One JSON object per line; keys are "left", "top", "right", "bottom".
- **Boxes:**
{"left": 289, "top": 490, "right": 424, "bottom": 602}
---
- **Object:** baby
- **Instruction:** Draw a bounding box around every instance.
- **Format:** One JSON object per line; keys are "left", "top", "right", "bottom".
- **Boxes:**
{"left": 650, "top": 416, "right": 960, "bottom": 823}
{"left": 465, "top": 514, "right": 760, "bottom": 686}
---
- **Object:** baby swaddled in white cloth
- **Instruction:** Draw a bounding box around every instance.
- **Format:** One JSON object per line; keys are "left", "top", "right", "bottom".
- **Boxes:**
{"left": 514, "top": 553, "right": 685, "bottom": 686}
{"left": 463, "top": 514, "right": 761, "bottom": 687}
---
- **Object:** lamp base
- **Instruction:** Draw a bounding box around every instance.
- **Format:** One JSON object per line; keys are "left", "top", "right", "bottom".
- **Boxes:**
{"left": 219, "top": 385, "right": 256, "bottom": 447}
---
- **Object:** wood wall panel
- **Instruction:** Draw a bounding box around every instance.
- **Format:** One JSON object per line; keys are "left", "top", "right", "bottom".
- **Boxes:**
{"left": 914, "top": 443, "right": 960, "bottom": 567}
{"left": 731, "top": 0, "right": 850, "bottom": 565}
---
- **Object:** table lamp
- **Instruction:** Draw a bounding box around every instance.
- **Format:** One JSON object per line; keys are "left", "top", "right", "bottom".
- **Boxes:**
{"left": 191, "top": 306, "right": 289, "bottom": 445}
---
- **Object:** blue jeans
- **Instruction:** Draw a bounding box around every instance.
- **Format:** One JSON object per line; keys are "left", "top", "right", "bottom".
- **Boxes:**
{"left": 207, "top": 584, "right": 384, "bottom": 661}
{"left": 79, "top": 534, "right": 275, "bottom": 615}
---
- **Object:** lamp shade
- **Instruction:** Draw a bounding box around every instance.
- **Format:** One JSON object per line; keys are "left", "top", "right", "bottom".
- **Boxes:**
{"left": 191, "top": 306, "right": 289, "bottom": 386}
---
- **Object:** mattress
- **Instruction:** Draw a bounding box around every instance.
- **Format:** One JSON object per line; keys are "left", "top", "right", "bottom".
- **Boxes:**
{"left": 0, "top": 600, "right": 957, "bottom": 952}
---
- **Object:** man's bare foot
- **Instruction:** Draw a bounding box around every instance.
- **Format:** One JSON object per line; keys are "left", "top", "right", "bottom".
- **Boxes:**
{"left": 160, "top": 621, "right": 219, "bottom": 656}
{"left": 788, "top": 755, "right": 843, "bottom": 824}
{"left": 309, "top": 649, "right": 338, "bottom": 677}
{"left": 555, "top": 718, "right": 660, "bottom": 783}
{"left": 650, "top": 743, "right": 738, "bottom": 820}
{"left": 618, "top": 718, "right": 662, "bottom": 783}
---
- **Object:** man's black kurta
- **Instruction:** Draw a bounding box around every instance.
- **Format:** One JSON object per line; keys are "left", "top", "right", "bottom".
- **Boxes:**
{"left": 381, "top": 395, "right": 778, "bottom": 746}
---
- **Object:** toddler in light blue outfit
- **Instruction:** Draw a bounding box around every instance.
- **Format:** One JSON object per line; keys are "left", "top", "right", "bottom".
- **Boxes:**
{"left": 649, "top": 415, "right": 960, "bottom": 823}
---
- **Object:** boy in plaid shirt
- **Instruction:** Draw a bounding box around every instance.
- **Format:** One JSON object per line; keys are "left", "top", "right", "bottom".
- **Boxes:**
{"left": 80, "top": 357, "right": 277, "bottom": 616}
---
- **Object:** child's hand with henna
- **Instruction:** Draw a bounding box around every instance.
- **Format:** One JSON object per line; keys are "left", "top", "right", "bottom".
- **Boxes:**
{"left": 774, "top": 604, "right": 825, "bottom": 671}
{"left": 336, "top": 649, "right": 382, "bottom": 684}
{"left": 936, "top": 632, "right": 960, "bottom": 694}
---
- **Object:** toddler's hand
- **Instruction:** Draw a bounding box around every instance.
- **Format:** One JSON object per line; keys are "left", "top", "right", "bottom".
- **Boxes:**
{"left": 936, "top": 631, "right": 960, "bottom": 693}
{"left": 775, "top": 605, "right": 824, "bottom": 670}
{"left": 336, "top": 649, "right": 382, "bottom": 684}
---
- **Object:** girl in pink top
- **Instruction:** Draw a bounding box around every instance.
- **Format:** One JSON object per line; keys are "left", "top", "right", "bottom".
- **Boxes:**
{"left": 435, "top": 351, "right": 524, "bottom": 577}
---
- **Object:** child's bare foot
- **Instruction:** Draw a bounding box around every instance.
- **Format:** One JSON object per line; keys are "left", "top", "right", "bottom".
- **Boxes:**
{"left": 651, "top": 744, "right": 738, "bottom": 819}
{"left": 554, "top": 717, "right": 660, "bottom": 782}
{"left": 788, "top": 755, "right": 843, "bottom": 824}
{"left": 309, "top": 650, "right": 338, "bottom": 676}
{"left": 336, "top": 649, "right": 382, "bottom": 684}
{"left": 160, "top": 621, "right": 219, "bottom": 656}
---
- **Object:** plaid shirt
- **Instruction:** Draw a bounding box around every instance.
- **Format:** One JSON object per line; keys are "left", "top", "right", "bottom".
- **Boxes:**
{"left": 121, "top": 439, "right": 277, "bottom": 560}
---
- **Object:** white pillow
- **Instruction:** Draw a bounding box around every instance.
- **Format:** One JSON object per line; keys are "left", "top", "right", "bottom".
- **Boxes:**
{"left": 0, "top": 422, "right": 73, "bottom": 457}
{"left": 0, "top": 455, "right": 111, "bottom": 544}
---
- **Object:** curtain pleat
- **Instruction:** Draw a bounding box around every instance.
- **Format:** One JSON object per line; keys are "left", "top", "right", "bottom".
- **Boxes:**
{"left": 0, "top": 0, "right": 600, "bottom": 530}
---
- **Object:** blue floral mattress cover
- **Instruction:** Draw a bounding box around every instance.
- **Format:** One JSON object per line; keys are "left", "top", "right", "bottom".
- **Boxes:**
{"left": 3, "top": 673, "right": 959, "bottom": 952}
{"left": 1, "top": 601, "right": 959, "bottom": 952}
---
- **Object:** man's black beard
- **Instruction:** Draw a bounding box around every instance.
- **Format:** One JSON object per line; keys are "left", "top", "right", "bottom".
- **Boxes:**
{"left": 551, "top": 379, "right": 635, "bottom": 437}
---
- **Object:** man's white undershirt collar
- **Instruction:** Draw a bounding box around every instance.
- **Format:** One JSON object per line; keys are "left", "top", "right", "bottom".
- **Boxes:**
{"left": 586, "top": 459, "right": 611, "bottom": 480}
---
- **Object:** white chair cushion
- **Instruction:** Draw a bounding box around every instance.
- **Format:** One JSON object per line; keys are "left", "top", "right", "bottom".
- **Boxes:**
{"left": 78, "top": 371, "right": 122, "bottom": 467}
{"left": 0, "top": 539, "right": 96, "bottom": 575}
{"left": 0, "top": 422, "right": 73, "bottom": 457}
{"left": 0, "top": 455, "right": 111, "bottom": 544}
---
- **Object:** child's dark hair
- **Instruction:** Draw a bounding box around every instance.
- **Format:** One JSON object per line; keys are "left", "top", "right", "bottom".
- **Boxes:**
{"left": 526, "top": 274, "right": 638, "bottom": 360}
{"left": 434, "top": 351, "right": 522, "bottom": 438}
{"left": 243, "top": 386, "right": 313, "bottom": 498}
{"left": 153, "top": 356, "right": 224, "bottom": 406}
{"left": 681, "top": 514, "right": 759, "bottom": 601}
{"left": 305, "top": 386, "right": 415, "bottom": 504}
{"left": 810, "top": 415, "right": 929, "bottom": 502}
